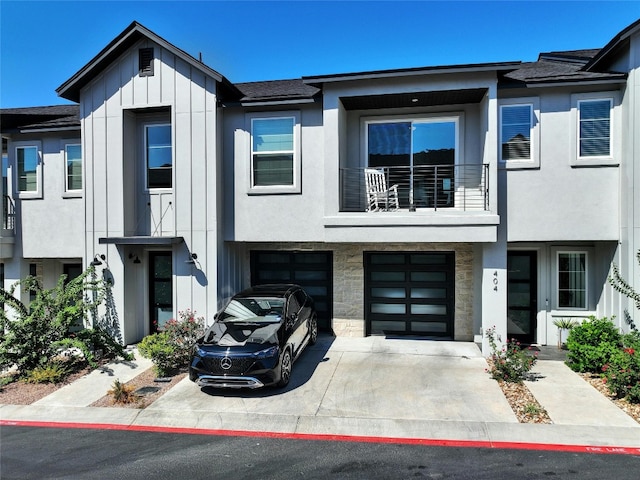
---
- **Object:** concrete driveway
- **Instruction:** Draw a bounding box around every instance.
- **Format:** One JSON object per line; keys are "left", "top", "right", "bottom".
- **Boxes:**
{"left": 140, "top": 335, "right": 517, "bottom": 431}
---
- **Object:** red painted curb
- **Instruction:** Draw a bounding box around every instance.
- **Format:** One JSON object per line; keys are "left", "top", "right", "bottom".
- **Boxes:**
{"left": 2, "top": 419, "right": 639, "bottom": 456}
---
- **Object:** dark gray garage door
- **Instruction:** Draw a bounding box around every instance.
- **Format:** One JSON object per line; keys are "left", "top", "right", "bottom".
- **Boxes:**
{"left": 250, "top": 251, "right": 333, "bottom": 331}
{"left": 365, "top": 252, "right": 455, "bottom": 337}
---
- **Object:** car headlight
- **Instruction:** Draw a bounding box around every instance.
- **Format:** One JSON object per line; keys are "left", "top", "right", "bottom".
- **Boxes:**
{"left": 253, "top": 345, "right": 279, "bottom": 359}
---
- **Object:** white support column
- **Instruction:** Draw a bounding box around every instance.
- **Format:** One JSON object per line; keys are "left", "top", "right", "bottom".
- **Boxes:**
{"left": 481, "top": 242, "right": 507, "bottom": 356}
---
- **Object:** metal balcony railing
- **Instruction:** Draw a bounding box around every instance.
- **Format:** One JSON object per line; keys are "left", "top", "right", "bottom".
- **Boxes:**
{"left": 3, "top": 195, "right": 15, "bottom": 232}
{"left": 340, "top": 164, "right": 489, "bottom": 212}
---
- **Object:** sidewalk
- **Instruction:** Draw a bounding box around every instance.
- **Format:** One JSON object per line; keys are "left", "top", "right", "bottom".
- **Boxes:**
{"left": 1, "top": 337, "right": 638, "bottom": 451}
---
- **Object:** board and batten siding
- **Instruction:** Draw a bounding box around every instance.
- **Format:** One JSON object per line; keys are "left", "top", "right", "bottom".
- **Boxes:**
{"left": 80, "top": 38, "right": 220, "bottom": 342}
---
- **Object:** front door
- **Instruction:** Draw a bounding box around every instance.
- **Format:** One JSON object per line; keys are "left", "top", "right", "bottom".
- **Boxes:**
{"left": 149, "top": 251, "right": 173, "bottom": 332}
{"left": 507, "top": 251, "right": 537, "bottom": 344}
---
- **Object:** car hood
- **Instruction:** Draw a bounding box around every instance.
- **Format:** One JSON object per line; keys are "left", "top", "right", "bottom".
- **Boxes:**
{"left": 201, "top": 321, "right": 281, "bottom": 347}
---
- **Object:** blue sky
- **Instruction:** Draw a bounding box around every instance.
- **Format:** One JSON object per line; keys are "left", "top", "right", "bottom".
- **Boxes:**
{"left": 1, "top": 1, "right": 639, "bottom": 108}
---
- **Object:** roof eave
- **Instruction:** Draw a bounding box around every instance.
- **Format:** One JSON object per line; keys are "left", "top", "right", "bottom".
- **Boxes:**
{"left": 57, "top": 21, "right": 228, "bottom": 102}
{"left": 303, "top": 61, "right": 522, "bottom": 85}
{"left": 585, "top": 19, "right": 640, "bottom": 71}
{"left": 500, "top": 76, "right": 627, "bottom": 89}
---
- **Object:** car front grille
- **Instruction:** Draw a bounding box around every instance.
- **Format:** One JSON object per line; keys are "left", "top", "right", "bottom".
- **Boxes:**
{"left": 202, "top": 356, "right": 257, "bottom": 375}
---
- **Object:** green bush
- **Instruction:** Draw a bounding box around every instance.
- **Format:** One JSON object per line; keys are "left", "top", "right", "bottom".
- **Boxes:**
{"left": 602, "top": 346, "right": 640, "bottom": 403}
{"left": 0, "top": 269, "right": 104, "bottom": 373}
{"left": 485, "top": 326, "right": 538, "bottom": 383}
{"left": 137, "top": 332, "right": 176, "bottom": 377}
{"left": 565, "top": 316, "right": 621, "bottom": 373}
{"left": 54, "top": 328, "right": 134, "bottom": 369}
{"left": 138, "top": 310, "right": 204, "bottom": 377}
{"left": 23, "top": 362, "right": 71, "bottom": 384}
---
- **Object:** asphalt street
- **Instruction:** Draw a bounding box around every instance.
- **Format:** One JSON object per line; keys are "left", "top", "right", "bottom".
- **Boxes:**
{"left": 2, "top": 425, "right": 640, "bottom": 480}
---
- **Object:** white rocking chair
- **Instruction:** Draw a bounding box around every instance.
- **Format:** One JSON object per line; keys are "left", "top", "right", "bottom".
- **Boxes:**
{"left": 365, "top": 168, "right": 400, "bottom": 212}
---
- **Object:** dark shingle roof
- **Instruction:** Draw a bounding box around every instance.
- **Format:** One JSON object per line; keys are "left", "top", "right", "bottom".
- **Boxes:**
{"left": 1, "top": 105, "right": 80, "bottom": 132}
{"left": 501, "top": 57, "right": 626, "bottom": 86}
{"left": 233, "top": 79, "right": 320, "bottom": 104}
{"left": 538, "top": 49, "right": 601, "bottom": 64}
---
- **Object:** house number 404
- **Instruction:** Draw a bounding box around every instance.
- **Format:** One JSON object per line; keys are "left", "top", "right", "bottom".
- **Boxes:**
{"left": 493, "top": 271, "right": 499, "bottom": 291}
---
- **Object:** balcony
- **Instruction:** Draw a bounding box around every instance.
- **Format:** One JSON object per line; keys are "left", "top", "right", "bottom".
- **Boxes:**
{"left": 1, "top": 195, "right": 15, "bottom": 258}
{"left": 339, "top": 164, "right": 489, "bottom": 213}
{"left": 3, "top": 195, "right": 15, "bottom": 231}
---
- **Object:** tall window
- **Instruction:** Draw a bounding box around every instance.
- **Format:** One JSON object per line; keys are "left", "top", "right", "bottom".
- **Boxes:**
{"left": 146, "top": 124, "right": 172, "bottom": 189}
{"left": 501, "top": 105, "right": 532, "bottom": 161}
{"left": 251, "top": 117, "right": 295, "bottom": 187}
{"left": 16, "top": 146, "right": 39, "bottom": 193}
{"left": 65, "top": 144, "right": 82, "bottom": 192}
{"left": 558, "top": 252, "right": 587, "bottom": 309}
{"left": 578, "top": 99, "right": 611, "bottom": 158}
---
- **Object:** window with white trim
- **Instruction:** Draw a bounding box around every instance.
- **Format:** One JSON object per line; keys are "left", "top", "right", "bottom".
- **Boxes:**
{"left": 248, "top": 112, "right": 300, "bottom": 194}
{"left": 501, "top": 104, "right": 532, "bottom": 161}
{"left": 578, "top": 98, "right": 611, "bottom": 158}
{"left": 557, "top": 252, "right": 587, "bottom": 309}
{"left": 15, "top": 142, "right": 42, "bottom": 198}
{"left": 145, "top": 123, "right": 172, "bottom": 189}
{"left": 64, "top": 143, "right": 82, "bottom": 193}
{"left": 499, "top": 97, "right": 539, "bottom": 168}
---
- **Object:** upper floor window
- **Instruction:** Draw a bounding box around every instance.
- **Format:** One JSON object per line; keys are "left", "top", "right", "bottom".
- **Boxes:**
{"left": 249, "top": 112, "right": 300, "bottom": 194}
{"left": 578, "top": 99, "right": 611, "bottom": 158}
{"left": 15, "top": 143, "right": 42, "bottom": 198}
{"left": 145, "top": 124, "right": 172, "bottom": 189}
{"left": 367, "top": 117, "right": 458, "bottom": 169}
{"left": 65, "top": 143, "right": 82, "bottom": 193}
{"left": 557, "top": 251, "right": 587, "bottom": 309}
{"left": 501, "top": 104, "right": 532, "bottom": 161}
{"left": 499, "top": 98, "right": 539, "bottom": 169}
{"left": 571, "top": 93, "right": 617, "bottom": 167}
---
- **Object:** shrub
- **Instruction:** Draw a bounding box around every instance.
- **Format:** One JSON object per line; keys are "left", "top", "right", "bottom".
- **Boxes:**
{"left": 565, "top": 316, "right": 621, "bottom": 373}
{"left": 138, "top": 310, "right": 204, "bottom": 377}
{"left": 108, "top": 378, "right": 138, "bottom": 404}
{"left": 602, "top": 347, "right": 640, "bottom": 403}
{"left": 162, "top": 309, "right": 204, "bottom": 366}
{"left": 485, "top": 326, "right": 538, "bottom": 383}
{"left": 54, "top": 328, "right": 134, "bottom": 369}
{"left": 138, "top": 332, "right": 176, "bottom": 377}
{"left": 23, "top": 362, "right": 71, "bottom": 384}
{"left": 0, "top": 268, "right": 105, "bottom": 373}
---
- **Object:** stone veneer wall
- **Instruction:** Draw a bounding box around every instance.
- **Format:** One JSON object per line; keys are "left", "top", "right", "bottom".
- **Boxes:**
{"left": 243, "top": 242, "right": 475, "bottom": 341}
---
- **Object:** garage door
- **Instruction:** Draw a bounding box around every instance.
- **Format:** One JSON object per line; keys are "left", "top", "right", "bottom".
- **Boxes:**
{"left": 251, "top": 251, "right": 333, "bottom": 331}
{"left": 365, "top": 252, "right": 455, "bottom": 337}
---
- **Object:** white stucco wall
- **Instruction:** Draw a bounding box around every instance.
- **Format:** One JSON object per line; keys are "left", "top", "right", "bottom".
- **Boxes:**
{"left": 503, "top": 88, "right": 621, "bottom": 242}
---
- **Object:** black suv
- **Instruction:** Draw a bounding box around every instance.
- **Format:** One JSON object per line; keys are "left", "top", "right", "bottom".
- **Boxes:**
{"left": 189, "top": 284, "right": 317, "bottom": 389}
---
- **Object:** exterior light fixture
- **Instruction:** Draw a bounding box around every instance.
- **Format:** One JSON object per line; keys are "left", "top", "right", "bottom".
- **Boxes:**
{"left": 128, "top": 253, "right": 141, "bottom": 264}
{"left": 90, "top": 254, "right": 105, "bottom": 267}
{"left": 186, "top": 253, "right": 198, "bottom": 265}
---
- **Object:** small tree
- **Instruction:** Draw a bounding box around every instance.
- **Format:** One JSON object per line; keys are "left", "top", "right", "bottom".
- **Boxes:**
{"left": 609, "top": 250, "right": 640, "bottom": 327}
{"left": 0, "top": 268, "right": 105, "bottom": 373}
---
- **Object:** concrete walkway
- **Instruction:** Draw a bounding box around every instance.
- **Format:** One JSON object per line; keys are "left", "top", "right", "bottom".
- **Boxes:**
{"left": 1, "top": 337, "right": 638, "bottom": 450}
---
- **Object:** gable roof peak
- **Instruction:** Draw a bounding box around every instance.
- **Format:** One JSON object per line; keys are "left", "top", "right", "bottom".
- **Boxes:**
{"left": 56, "top": 20, "right": 237, "bottom": 102}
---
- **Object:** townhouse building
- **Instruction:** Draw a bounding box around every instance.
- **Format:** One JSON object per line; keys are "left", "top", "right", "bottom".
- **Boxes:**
{"left": 1, "top": 19, "right": 639, "bottom": 353}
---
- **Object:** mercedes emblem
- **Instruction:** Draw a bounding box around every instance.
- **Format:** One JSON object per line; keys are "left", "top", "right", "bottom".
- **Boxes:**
{"left": 220, "top": 357, "right": 232, "bottom": 370}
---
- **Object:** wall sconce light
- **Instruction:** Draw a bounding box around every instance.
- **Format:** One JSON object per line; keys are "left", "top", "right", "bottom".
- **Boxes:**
{"left": 185, "top": 253, "right": 198, "bottom": 265}
{"left": 90, "top": 254, "right": 106, "bottom": 267}
{"left": 128, "top": 253, "right": 141, "bottom": 264}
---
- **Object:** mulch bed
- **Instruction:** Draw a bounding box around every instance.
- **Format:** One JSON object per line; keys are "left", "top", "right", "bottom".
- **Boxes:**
{"left": 0, "top": 367, "right": 92, "bottom": 405}
{"left": 89, "top": 368, "right": 186, "bottom": 409}
{"left": 578, "top": 372, "right": 640, "bottom": 424}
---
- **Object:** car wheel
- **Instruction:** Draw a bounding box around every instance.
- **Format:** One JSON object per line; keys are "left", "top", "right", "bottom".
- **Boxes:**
{"left": 277, "top": 349, "right": 292, "bottom": 388}
{"left": 309, "top": 315, "right": 318, "bottom": 345}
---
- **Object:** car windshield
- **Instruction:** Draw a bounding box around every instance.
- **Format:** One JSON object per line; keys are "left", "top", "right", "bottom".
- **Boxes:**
{"left": 218, "top": 297, "right": 284, "bottom": 324}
